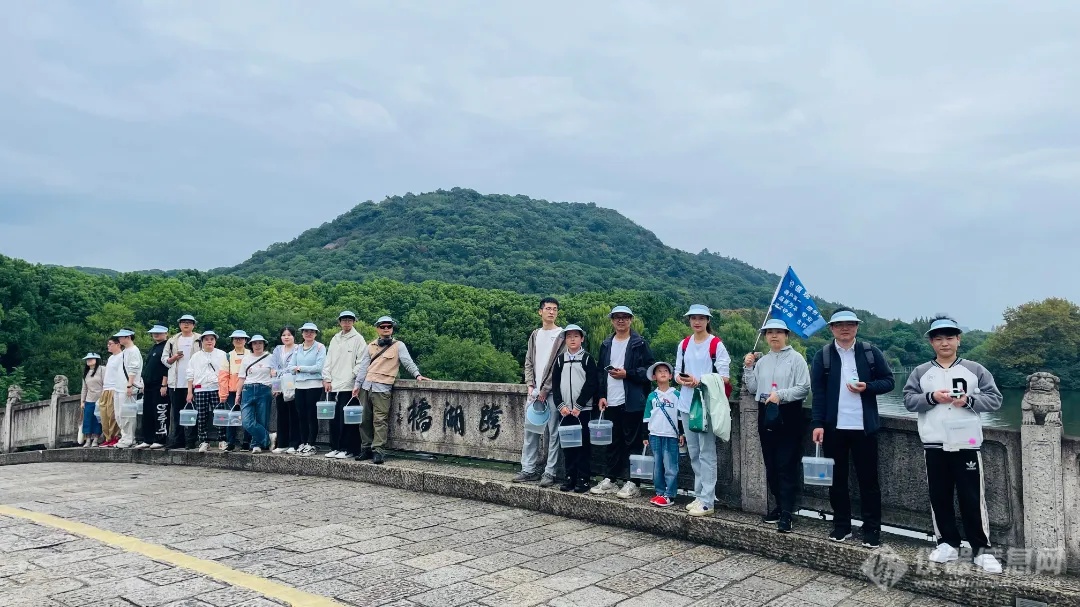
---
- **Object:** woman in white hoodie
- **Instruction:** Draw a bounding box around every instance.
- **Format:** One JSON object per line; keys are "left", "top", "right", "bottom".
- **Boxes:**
{"left": 185, "top": 331, "right": 229, "bottom": 452}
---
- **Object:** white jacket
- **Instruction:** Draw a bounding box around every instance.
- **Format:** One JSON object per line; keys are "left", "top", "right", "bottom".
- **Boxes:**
{"left": 185, "top": 348, "right": 228, "bottom": 392}
{"left": 321, "top": 329, "right": 365, "bottom": 392}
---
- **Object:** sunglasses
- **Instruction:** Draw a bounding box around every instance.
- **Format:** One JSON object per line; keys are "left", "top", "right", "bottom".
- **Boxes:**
{"left": 611, "top": 316, "right": 632, "bottom": 321}
{"left": 377, "top": 324, "right": 394, "bottom": 329}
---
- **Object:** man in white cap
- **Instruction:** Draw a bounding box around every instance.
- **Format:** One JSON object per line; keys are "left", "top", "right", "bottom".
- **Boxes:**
{"left": 113, "top": 329, "right": 143, "bottom": 449}
{"left": 323, "top": 311, "right": 365, "bottom": 459}
{"left": 902, "top": 315, "right": 1003, "bottom": 574}
{"left": 591, "top": 305, "right": 656, "bottom": 499}
{"left": 162, "top": 314, "right": 200, "bottom": 449}
{"left": 512, "top": 297, "right": 565, "bottom": 485}
{"left": 134, "top": 324, "right": 170, "bottom": 449}
{"left": 351, "top": 316, "right": 429, "bottom": 464}
{"left": 810, "top": 307, "right": 894, "bottom": 549}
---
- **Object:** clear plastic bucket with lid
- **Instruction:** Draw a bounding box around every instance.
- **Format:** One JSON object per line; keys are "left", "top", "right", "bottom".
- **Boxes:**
{"left": 944, "top": 412, "right": 983, "bottom": 451}
{"left": 558, "top": 420, "right": 582, "bottom": 448}
{"left": 179, "top": 405, "right": 197, "bottom": 427}
{"left": 119, "top": 400, "right": 139, "bottom": 419}
{"left": 228, "top": 406, "right": 242, "bottom": 427}
{"left": 802, "top": 443, "right": 835, "bottom": 486}
{"left": 316, "top": 394, "right": 336, "bottom": 420}
{"left": 588, "top": 412, "right": 613, "bottom": 445}
{"left": 629, "top": 445, "right": 654, "bottom": 479}
{"left": 271, "top": 376, "right": 282, "bottom": 392}
{"left": 212, "top": 408, "right": 231, "bottom": 427}
{"left": 343, "top": 397, "right": 363, "bottom": 424}
{"left": 524, "top": 400, "right": 549, "bottom": 434}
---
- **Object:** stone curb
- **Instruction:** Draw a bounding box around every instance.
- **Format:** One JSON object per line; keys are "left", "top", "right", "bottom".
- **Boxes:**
{"left": 2, "top": 448, "right": 1076, "bottom": 606}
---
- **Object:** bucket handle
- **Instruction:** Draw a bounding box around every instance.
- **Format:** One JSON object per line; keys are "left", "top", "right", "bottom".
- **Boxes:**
{"left": 183, "top": 401, "right": 195, "bottom": 411}
{"left": 641, "top": 444, "right": 649, "bottom": 457}
{"left": 346, "top": 396, "right": 360, "bottom": 407}
{"left": 815, "top": 443, "right": 823, "bottom": 459}
{"left": 231, "top": 402, "right": 241, "bottom": 412}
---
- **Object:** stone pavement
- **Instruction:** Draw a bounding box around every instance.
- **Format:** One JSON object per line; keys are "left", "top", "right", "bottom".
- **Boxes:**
{"left": 0, "top": 462, "right": 964, "bottom": 607}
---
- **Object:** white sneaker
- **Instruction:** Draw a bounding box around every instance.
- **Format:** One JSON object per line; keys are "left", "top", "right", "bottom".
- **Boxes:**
{"left": 90, "top": 438, "right": 99, "bottom": 447}
{"left": 134, "top": 442, "right": 150, "bottom": 449}
{"left": 616, "top": 481, "right": 640, "bottom": 499}
{"left": 335, "top": 452, "right": 350, "bottom": 459}
{"left": 299, "top": 447, "right": 313, "bottom": 457}
{"left": 149, "top": 443, "right": 164, "bottom": 450}
{"left": 269, "top": 432, "right": 277, "bottom": 451}
{"left": 285, "top": 447, "right": 297, "bottom": 454}
{"left": 325, "top": 450, "right": 340, "bottom": 458}
{"left": 973, "top": 553, "right": 1003, "bottom": 574}
{"left": 251, "top": 447, "right": 263, "bottom": 453}
{"left": 590, "top": 478, "right": 618, "bottom": 495}
{"left": 218, "top": 441, "right": 228, "bottom": 451}
{"left": 685, "top": 498, "right": 702, "bottom": 512}
{"left": 688, "top": 502, "right": 714, "bottom": 517}
{"left": 928, "top": 543, "right": 959, "bottom": 563}
{"left": 272, "top": 447, "right": 286, "bottom": 454}
{"left": 198, "top": 443, "right": 209, "bottom": 453}
{"left": 115, "top": 441, "right": 131, "bottom": 449}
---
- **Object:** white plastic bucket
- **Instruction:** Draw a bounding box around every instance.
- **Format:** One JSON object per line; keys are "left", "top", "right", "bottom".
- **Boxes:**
{"left": 943, "top": 413, "right": 983, "bottom": 451}
{"left": 588, "top": 413, "right": 613, "bottom": 446}
{"left": 212, "top": 408, "right": 231, "bottom": 427}
{"left": 316, "top": 394, "right": 336, "bottom": 420}
{"left": 119, "top": 401, "right": 139, "bottom": 419}
{"left": 802, "top": 443, "right": 835, "bottom": 486}
{"left": 179, "top": 408, "right": 197, "bottom": 427}
{"left": 629, "top": 446, "right": 654, "bottom": 480}
{"left": 558, "top": 423, "right": 582, "bottom": 448}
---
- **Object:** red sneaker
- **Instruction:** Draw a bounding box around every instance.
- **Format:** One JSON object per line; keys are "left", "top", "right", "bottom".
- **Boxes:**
{"left": 654, "top": 496, "right": 674, "bottom": 508}
{"left": 649, "top": 495, "right": 665, "bottom": 507}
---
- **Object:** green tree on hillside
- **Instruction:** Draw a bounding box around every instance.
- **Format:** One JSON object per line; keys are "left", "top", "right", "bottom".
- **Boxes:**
{"left": 983, "top": 298, "right": 1080, "bottom": 388}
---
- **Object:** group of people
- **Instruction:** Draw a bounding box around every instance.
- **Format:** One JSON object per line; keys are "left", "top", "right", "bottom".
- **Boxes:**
{"left": 513, "top": 299, "right": 1005, "bottom": 574}
{"left": 79, "top": 311, "right": 427, "bottom": 464}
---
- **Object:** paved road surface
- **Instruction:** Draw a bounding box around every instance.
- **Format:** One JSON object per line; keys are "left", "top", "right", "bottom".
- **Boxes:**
{"left": 0, "top": 462, "right": 961, "bottom": 607}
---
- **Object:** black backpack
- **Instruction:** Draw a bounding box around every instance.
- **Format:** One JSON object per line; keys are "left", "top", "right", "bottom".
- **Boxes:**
{"left": 820, "top": 340, "right": 877, "bottom": 379}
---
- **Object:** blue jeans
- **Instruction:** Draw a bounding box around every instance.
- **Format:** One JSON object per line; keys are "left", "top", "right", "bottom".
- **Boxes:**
{"left": 241, "top": 384, "right": 273, "bottom": 449}
{"left": 82, "top": 402, "right": 102, "bottom": 435}
{"left": 649, "top": 434, "right": 680, "bottom": 498}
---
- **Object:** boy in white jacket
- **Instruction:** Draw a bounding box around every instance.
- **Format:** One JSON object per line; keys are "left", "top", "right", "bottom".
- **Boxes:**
{"left": 903, "top": 316, "right": 1003, "bottom": 574}
{"left": 322, "top": 311, "right": 365, "bottom": 459}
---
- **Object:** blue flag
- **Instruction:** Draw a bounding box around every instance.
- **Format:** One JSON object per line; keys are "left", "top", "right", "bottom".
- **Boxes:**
{"left": 766, "top": 266, "right": 827, "bottom": 339}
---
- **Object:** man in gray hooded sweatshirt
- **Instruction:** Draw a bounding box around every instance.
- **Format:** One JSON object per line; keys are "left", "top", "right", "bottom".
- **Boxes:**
{"left": 743, "top": 318, "right": 811, "bottom": 533}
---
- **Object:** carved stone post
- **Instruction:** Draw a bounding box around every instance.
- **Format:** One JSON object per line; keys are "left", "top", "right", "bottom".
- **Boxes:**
{"left": 49, "top": 375, "right": 69, "bottom": 449}
{"left": 4, "top": 385, "right": 23, "bottom": 453}
{"left": 739, "top": 387, "right": 768, "bottom": 514}
{"left": 1020, "top": 372, "right": 1066, "bottom": 564}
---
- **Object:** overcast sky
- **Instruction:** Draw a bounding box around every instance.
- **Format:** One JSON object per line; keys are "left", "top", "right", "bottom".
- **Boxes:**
{"left": 2, "top": 1, "right": 1078, "bottom": 329}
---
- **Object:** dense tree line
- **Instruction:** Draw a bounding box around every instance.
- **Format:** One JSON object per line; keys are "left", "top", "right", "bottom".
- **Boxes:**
{"left": 1, "top": 254, "right": 1074, "bottom": 403}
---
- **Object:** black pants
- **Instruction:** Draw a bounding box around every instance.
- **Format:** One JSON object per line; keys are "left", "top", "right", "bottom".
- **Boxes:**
{"left": 604, "top": 406, "right": 644, "bottom": 485}
{"left": 824, "top": 428, "right": 882, "bottom": 533}
{"left": 758, "top": 401, "right": 804, "bottom": 515}
{"left": 224, "top": 391, "right": 248, "bottom": 448}
{"left": 168, "top": 387, "right": 196, "bottom": 449}
{"left": 275, "top": 394, "right": 298, "bottom": 449}
{"left": 925, "top": 448, "right": 991, "bottom": 554}
{"left": 561, "top": 413, "right": 591, "bottom": 486}
{"left": 329, "top": 391, "right": 361, "bottom": 454}
{"left": 140, "top": 385, "right": 169, "bottom": 444}
{"left": 295, "top": 387, "right": 320, "bottom": 446}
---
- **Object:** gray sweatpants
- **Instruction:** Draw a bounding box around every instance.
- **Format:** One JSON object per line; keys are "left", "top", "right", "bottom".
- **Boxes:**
{"left": 521, "top": 395, "right": 562, "bottom": 478}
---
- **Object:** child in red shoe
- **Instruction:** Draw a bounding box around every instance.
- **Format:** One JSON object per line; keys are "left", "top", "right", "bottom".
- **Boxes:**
{"left": 643, "top": 362, "right": 683, "bottom": 507}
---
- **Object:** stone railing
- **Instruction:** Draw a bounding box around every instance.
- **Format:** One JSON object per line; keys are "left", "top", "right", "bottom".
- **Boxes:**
{"left": 4, "top": 373, "right": 1077, "bottom": 573}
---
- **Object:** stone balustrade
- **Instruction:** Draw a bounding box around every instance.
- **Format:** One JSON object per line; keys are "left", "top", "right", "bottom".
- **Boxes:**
{"left": 2, "top": 373, "right": 1076, "bottom": 574}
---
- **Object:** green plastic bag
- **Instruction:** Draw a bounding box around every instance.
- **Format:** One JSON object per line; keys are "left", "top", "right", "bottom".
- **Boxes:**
{"left": 688, "top": 387, "right": 708, "bottom": 432}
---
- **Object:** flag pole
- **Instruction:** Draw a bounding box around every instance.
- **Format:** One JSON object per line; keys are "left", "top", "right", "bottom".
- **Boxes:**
{"left": 753, "top": 268, "right": 787, "bottom": 353}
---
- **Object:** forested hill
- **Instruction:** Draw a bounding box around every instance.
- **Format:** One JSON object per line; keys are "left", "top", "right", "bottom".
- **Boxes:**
{"left": 225, "top": 188, "right": 780, "bottom": 310}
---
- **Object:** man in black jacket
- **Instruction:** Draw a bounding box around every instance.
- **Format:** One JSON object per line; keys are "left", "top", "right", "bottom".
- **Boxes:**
{"left": 137, "top": 325, "right": 171, "bottom": 450}
{"left": 810, "top": 308, "right": 894, "bottom": 549}
{"left": 590, "top": 306, "right": 656, "bottom": 499}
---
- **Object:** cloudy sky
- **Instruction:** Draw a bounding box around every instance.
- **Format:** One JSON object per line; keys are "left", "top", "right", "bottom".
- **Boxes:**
{"left": 1, "top": 1, "right": 1077, "bottom": 329}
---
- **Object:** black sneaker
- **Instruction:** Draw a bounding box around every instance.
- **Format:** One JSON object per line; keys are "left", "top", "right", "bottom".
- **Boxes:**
{"left": 777, "top": 513, "right": 792, "bottom": 533}
{"left": 862, "top": 529, "right": 881, "bottom": 549}
{"left": 511, "top": 471, "right": 541, "bottom": 483}
{"left": 762, "top": 508, "right": 781, "bottom": 524}
{"left": 372, "top": 451, "right": 385, "bottom": 465}
{"left": 829, "top": 528, "right": 853, "bottom": 542}
{"left": 559, "top": 481, "right": 574, "bottom": 492}
{"left": 573, "top": 483, "right": 590, "bottom": 494}
{"left": 224, "top": 444, "right": 236, "bottom": 452}
{"left": 354, "top": 449, "right": 373, "bottom": 461}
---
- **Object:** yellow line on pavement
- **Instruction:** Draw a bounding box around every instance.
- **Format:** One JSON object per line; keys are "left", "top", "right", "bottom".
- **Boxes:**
{"left": 0, "top": 504, "right": 347, "bottom": 607}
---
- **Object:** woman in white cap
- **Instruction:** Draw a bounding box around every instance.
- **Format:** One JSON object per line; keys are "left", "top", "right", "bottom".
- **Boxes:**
{"left": 113, "top": 328, "right": 143, "bottom": 449}
{"left": 79, "top": 353, "right": 104, "bottom": 447}
{"left": 236, "top": 334, "right": 274, "bottom": 453}
{"left": 221, "top": 330, "right": 252, "bottom": 451}
{"left": 270, "top": 326, "right": 300, "bottom": 454}
{"left": 136, "top": 325, "right": 171, "bottom": 450}
{"left": 673, "top": 304, "right": 731, "bottom": 517}
{"left": 185, "top": 330, "right": 229, "bottom": 452}
{"left": 98, "top": 337, "right": 124, "bottom": 447}
{"left": 290, "top": 322, "right": 326, "bottom": 456}
{"left": 163, "top": 314, "right": 200, "bottom": 450}
{"left": 743, "top": 318, "right": 811, "bottom": 533}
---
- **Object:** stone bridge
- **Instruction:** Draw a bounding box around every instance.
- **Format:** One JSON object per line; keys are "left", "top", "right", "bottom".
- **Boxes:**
{"left": 0, "top": 374, "right": 1078, "bottom": 606}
